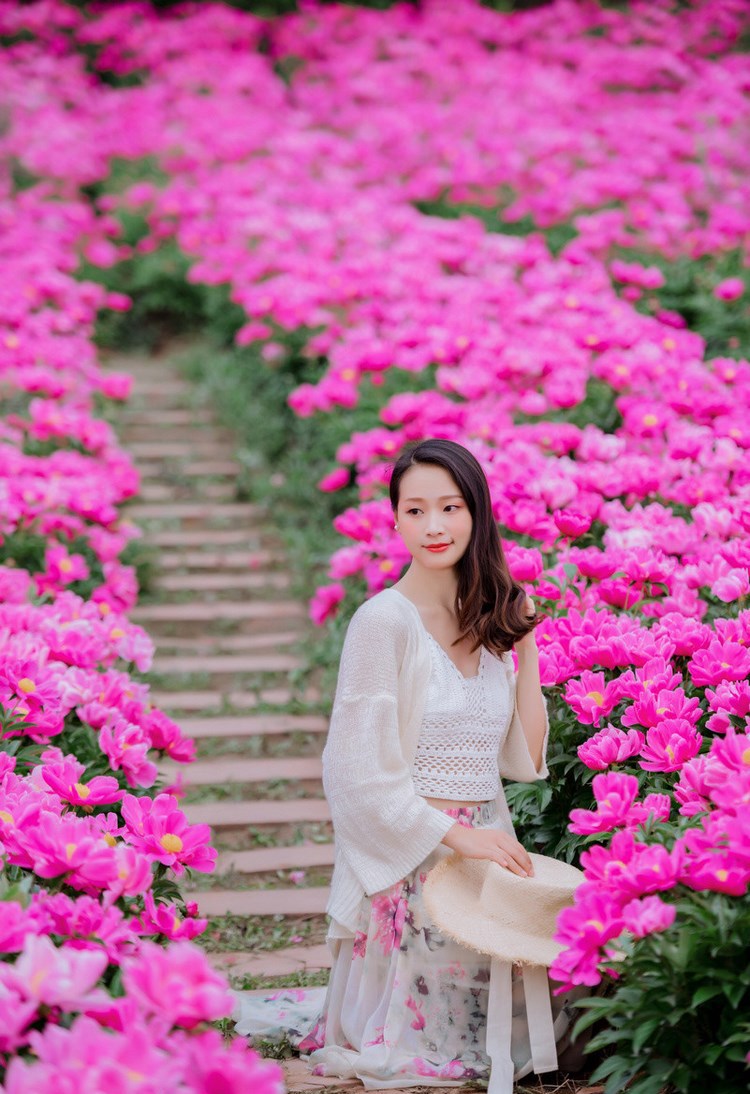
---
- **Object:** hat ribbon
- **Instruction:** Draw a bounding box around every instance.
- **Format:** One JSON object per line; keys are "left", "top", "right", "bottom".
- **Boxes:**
{"left": 486, "top": 959, "right": 559, "bottom": 1093}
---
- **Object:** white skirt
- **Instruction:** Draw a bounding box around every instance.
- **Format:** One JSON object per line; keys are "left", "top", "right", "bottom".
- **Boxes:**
{"left": 233, "top": 802, "right": 575, "bottom": 1091}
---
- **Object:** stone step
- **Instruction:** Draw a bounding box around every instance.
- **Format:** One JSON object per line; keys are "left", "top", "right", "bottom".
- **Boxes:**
{"left": 136, "top": 459, "right": 243, "bottom": 479}
{"left": 139, "top": 482, "right": 236, "bottom": 503}
{"left": 211, "top": 944, "right": 332, "bottom": 978}
{"left": 161, "top": 568, "right": 290, "bottom": 595}
{"left": 153, "top": 630, "right": 302, "bottom": 654}
{"left": 282, "top": 1057, "right": 363, "bottom": 1092}
{"left": 127, "top": 441, "right": 231, "bottom": 460}
{"left": 151, "top": 651, "right": 302, "bottom": 676}
{"left": 126, "top": 501, "right": 262, "bottom": 522}
{"left": 175, "top": 714, "right": 328, "bottom": 739}
{"left": 133, "top": 601, "right": 305, "bottom": 623}
{"left": 159, "top": 550, "right": 274, "bottom": 570}
{"left": 156, "top": 571, "right": 287, "bottom": 593}
{"left": 121, "top": 408, "right": 215, "bottom": 426}
{"left": 195, "top": 887, "right": 330, "bottom": 917}
{"left": 151, "top": 690, "right": 230, "bottom": 712}
{"left": 161, "top": 756, "right": 322, "bottom": 786}
{"left": 184, "top": 798, "right": 330, "bottom": 827}
{"left": 148, "top": 528, "right": 264, "bottom": 548}
{"left": 125, "top": 379, "right": 189, "bottom": 395}
{"left": 216, "top": 842, "right": 334, "bottom": 875}
{"left": 153, "top": 686, "right": 321, "bottom": 711}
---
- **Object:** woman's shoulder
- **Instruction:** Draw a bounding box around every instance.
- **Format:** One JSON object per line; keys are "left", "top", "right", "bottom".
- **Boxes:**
{"left": 348, "top": 587, "right": 416, "bottom": 636}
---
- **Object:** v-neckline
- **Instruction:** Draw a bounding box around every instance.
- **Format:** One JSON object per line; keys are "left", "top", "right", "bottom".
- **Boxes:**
{"left": 389, "top": 587, "right": 483, "bottom": 681}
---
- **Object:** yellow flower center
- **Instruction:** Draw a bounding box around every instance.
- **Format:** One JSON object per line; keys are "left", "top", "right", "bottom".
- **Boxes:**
{"left": 716, "top": 869, "right": 729, "bottom": 882}
{"left": 59, "top": 558, "right": 73, "bottom": 574}
{"left": 109, "top": 628, "right": 125, "bottom": 639}
{"left": 17, "top": 678, "right": 36, "bottom": 694}
{"left": 341, "top": 369, "right": 356, "bottom": 381}
{"left": 586, "top": 690, "right": 605, "bottom": 706}
{"left": 0, "top": 809, "right": 14, "bottom": 825}
{"left": 103, "top": 833, "right": 117, "bottom": 847}
{"left": 379, "top": 560, "right": 394, "bottom": 572}
{"left": 75, "top": 782, "right": 91, "bottom": 800}
{"left": 742, "top": 748, "right": 750, "bottom": 765}
{"left": 160, "top": 833, "right": 184, "bottom": 854}
{"left": 642, "top": 413, "right": 659, "bottom": 427}
{"left": 65, "top": 842, "right": 78, "bottom": 861}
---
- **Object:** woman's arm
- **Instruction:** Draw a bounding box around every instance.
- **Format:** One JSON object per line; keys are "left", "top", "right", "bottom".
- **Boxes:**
{"left": 497, "top": 594, "right": 549, "bottom": 783}
{"left": 513, "top": 630, "right": 547, "bottom": 773}
{"left": 322, "top": 598, "right": 456, "bottom": 895}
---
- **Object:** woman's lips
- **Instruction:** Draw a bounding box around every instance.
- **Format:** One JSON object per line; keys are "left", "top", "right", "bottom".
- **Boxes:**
{"left": 425, "top": 543, "right": 451, "bottom": 552}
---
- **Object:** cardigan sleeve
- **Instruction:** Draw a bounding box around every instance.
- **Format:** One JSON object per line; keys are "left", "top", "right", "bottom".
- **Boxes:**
{"left": 322, "top": 598, "right": 457, "bottom": 896}
{"left": 498, "top": 652, "right": 550, "bottom": 783}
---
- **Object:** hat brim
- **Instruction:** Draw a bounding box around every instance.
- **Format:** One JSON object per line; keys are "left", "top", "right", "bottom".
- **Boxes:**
{"left": 422, "top": 853, "right": 583, "bottom": 967}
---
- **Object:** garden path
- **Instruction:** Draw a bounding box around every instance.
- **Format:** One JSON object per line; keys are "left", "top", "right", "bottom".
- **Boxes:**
{"left": 113, "top": 345, "right": 600, "bottom": 1094}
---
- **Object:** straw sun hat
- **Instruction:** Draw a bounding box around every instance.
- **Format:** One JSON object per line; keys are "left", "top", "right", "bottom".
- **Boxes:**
{"left": 422, "top": 852, "right": 585, "bottom": 967}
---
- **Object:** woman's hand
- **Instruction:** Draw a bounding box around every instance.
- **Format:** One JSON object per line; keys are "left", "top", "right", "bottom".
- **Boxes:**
{"left": 441, "top": 824, "right": 534, "bottom": 877}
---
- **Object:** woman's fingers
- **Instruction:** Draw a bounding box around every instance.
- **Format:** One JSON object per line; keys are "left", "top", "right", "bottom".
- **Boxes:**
{"left": 494, "top": 850, "right": 528, "bottom": 877}
{"left": 446, "top": 826, "right": 534, "bottom": 876}
{"left": 496, "top": 835, "right": 534, "bottom": 876}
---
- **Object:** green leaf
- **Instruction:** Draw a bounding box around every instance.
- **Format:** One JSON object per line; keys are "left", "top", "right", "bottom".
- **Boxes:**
{"left": 692, "top": 983, "right": 723, "bottom": 1007}
{"left": 632, "top": 1017, "right": 662, "bottom": 1055}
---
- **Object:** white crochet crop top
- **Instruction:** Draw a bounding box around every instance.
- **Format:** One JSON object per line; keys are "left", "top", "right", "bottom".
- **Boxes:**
{"left": 411, "top": 630, "right": 510, "bottom": 800}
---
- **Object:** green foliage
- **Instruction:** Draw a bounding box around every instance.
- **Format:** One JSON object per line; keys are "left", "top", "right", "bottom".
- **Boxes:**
{"left": 578, "top": 892, "right": 750, "bottom": 1094}
{"left": 82, "top": 240, "right": 207, "bottom": 351}
{"left": 617, "top": 246, "right": 750, "bottom": 360}
{"left": 414, "top": 198, "right": 578, "bottom": 257}
{"left": 0, "top": 530, "right": 47, "bottom": 576}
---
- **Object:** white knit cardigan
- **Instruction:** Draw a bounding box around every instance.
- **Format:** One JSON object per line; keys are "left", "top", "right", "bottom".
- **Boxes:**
{"left": 322, "top": 587, "right": 550, "bottom": 934}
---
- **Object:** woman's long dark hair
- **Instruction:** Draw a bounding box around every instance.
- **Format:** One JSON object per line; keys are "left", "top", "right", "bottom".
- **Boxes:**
{"left": 389, "top": 439, "right": 536, "bottom": 654}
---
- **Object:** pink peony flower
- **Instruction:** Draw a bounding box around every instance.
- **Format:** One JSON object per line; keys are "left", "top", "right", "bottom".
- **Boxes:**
{"left": 317, "top": 467, "right": 350, "bottom": 492}
{"left": 638, "top": 720, "right": 702, "bottom": 773}
{"left": 713, "top": 277, "right": 744, "bottom": 301}
{"left": 569, "top": 772, "right": 669, "bottom": 835}
{"left": 0, "top": 933, "right": 109, "bottom": 1011}
{"left": 120, "top": 793, "right": 216, "bottom": 875}
{"left": 309, "top": 582, "right": 346, "bottom": 626}
{"left": 122, "top": 940, "right": 233, "bottom": 1028}
{"left": 41, "top": 754, "right": 123, "bottom": 808}
{"left": 134, "top": 891, "right": 207, "bottom": 942}
{"left": 621, "top": 895, "right": 676, "bottom": 939}
{"left": 577, "top": 725, "right": 645, "bottom": 770}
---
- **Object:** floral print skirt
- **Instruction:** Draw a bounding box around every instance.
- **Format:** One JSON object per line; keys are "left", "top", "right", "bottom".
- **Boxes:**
{"left": 233, "top": 802, "right": 573, "bottom": 1089}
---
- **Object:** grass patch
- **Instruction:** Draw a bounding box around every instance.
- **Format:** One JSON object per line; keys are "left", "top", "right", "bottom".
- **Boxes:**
{"left": 200, "top": 913, "right": 329, "bottom": 953}
{"left": 183, "top": 779, "right": 324, "bottom": 804}
{"left": 232, "top": 967, "right": 330, "bottom": 993}
{"left": 196, "top": 732, "right": 324, "bottom": 761}
{"left": 213, "top": 822, "right": 332, "bottom": 852}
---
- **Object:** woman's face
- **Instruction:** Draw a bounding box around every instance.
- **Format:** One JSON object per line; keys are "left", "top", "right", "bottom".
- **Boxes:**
{"left": 394, "top": 463, "right": 473, "bottom": 570}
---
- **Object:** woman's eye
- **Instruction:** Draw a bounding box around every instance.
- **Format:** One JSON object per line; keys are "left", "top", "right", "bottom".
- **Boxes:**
{"left": 406, "top": 508, "right": 422, "bottom": 515}
{"left": 445, "top": 505, "right": 460, "bottom": 512}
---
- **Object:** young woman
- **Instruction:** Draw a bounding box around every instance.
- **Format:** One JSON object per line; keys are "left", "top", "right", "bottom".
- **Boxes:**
{"left": 234, "top": 438, "right": 571, "bottom": 1086}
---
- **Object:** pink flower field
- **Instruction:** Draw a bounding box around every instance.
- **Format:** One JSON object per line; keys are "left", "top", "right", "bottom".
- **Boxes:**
{"left": 1, "top": 0, "right": 749, "bottom": 1088}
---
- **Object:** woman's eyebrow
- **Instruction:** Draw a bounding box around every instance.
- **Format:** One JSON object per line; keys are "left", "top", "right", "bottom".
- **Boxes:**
{"left": 402, "top": 494, "right": 463, "bottom": 502}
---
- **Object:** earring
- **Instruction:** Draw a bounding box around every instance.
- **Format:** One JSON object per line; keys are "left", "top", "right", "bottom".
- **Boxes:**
{"left": 394, "top": 523, "right": 399, "bottom": 530}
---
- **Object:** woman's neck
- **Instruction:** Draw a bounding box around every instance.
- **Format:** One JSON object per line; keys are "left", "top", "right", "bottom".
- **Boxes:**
{"left": 395, "top": 564, "right": 459, "bottom": 612}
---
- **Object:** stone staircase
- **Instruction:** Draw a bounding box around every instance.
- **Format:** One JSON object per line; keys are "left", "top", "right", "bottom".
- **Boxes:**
{"left": 112, "top": 347, "right": 337, "bottom": 1011}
